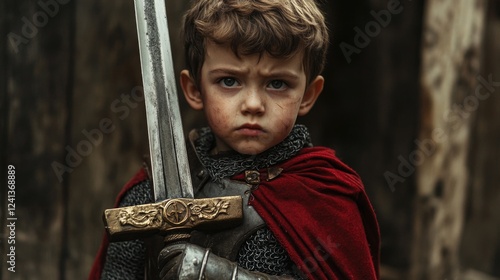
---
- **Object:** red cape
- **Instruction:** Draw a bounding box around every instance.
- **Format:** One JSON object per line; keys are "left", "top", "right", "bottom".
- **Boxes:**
{"left": 232, "top": 147, "right": 380, "bottom": 280}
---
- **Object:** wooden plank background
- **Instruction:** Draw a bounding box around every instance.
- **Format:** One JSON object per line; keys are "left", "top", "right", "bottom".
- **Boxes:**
{"left": 1, "top": 0, "right": 499, "bottom": 279}
{"left": 411, "top": 0, "right": 487, "bottom": 279}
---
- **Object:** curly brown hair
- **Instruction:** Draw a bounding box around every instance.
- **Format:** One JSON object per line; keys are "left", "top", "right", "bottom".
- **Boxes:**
{"left": 183, "top": 0, "right": 329, "bottom": 87}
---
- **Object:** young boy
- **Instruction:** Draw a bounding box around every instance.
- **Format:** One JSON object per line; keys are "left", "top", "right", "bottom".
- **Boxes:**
{"left": 90, "top": 0, "right": 380, "bottom": 279}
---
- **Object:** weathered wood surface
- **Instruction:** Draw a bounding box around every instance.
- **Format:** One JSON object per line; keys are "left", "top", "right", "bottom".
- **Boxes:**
{"left": 460, "top": 3, "right": 500, "bottom": 276}
{"left": 64, "top": 1, "right": 146, "bottom": 278}
{"left": 411, "top": 0, "right": 487, "bottom": 279}
{"left": 2, "top": 0, "right": 73, "bottom": 279}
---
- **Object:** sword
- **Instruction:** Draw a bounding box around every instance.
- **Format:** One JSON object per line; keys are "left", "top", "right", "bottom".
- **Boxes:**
{"left": 134, "top": 0, "right": 189, "bottom": 201}
{"left": 102, "top": 0, "right": 242, "bottom": 242}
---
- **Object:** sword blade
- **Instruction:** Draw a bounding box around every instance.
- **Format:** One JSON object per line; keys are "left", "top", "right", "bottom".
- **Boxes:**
{"left": 134, "top": 0, "right": 193, "bottom": 200}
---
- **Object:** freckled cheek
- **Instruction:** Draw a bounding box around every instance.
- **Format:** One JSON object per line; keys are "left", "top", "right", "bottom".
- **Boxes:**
{"left": 280, "top": 99, "right": 302, "bottom": 111}
{"left": 279, "top": 107, "right": 299, "bottom": 134}
{"left": 282, "top": 119, "right": 295, "bottom": 134}
{"left": 292, "top": 99, "right": 302, "bottom": 109}
{"left": 207, "top": 107, "right": 229, "bottom": 130}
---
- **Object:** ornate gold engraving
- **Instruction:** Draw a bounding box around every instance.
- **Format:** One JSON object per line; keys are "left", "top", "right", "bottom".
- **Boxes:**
{"left": 118, "top": 206, "right": 162, "bottom": 228}
{"left": 188, "top": 199, "right": 230, "bottom": 222}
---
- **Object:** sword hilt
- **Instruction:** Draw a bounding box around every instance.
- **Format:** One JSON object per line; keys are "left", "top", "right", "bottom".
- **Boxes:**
{"left": 103, "top": 196, "right": 243, "bottom": 242}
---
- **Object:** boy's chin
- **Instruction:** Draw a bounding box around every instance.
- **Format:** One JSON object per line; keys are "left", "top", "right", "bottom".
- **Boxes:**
{"left": 233, "top": 146, "right": 270, "bottom": 156}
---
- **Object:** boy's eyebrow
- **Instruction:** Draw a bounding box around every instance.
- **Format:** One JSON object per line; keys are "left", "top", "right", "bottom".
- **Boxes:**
{"left": 208, "top": 68, "right": 249, "bottom": 76}
{"left": 208, "top": 68, "right": 301, "bottom": 79}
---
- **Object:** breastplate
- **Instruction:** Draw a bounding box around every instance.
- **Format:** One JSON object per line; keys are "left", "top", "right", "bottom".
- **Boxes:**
{"left": 190, "top": 177, "right": 265, "bottom": 261}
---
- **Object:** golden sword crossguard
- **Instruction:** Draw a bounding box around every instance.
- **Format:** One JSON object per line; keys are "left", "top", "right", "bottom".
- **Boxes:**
{"left": 104, "top": 196, "right": 243, "bottom": 242}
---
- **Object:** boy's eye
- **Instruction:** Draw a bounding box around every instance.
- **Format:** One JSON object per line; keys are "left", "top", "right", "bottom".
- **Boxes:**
{"left": 268, "top": 80, "right": 287, "bottom": 90}
{"left": 219, "top": 78, "right": 239, "bottom": 88}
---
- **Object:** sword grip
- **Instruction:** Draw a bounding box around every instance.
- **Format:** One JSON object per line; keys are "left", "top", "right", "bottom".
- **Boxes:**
{"left": 164, "top": 231, "right": 191, "bottom": 244}
{"left": 103, "top": 196, "right": 243, "bottom": 242}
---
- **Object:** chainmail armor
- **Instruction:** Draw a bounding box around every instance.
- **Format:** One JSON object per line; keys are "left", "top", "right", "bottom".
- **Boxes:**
{"left": 238, "top": 228, "right": 305, "bottom": 279}
{"left": 194, "top": 124, "right": 312, "bottom": 182}
{"left": 100, "top": 180, "right": 153, "bottom": 280}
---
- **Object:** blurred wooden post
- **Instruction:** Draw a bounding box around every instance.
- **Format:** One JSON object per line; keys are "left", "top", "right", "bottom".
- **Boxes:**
{"left": 411, "top": 0, "right": 487, "bottom": 279}
{"left": 460, "top": 2, "right": 500, "bottom": 275}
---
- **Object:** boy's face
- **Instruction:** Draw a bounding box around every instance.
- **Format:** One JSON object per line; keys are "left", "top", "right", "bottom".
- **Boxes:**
{"left": 181, "top": 41, "right": 323, "bottom": 155}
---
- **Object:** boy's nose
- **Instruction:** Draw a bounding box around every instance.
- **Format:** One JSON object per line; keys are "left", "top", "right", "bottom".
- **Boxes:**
{"left": 241, "top": 89, "right": 265, "bottom": 115}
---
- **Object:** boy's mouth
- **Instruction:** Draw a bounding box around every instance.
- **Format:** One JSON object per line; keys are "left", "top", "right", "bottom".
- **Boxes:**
{"left": 236, "top": 123, "right": 264, "bottom": 136}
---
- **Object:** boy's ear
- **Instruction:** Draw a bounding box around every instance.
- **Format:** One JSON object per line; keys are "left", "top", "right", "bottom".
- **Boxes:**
{"left": 298, "top": 75, "right": 324, "bottom": 116}
{"left": 180, "top": 69, "right": 204, "bottom": 110}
